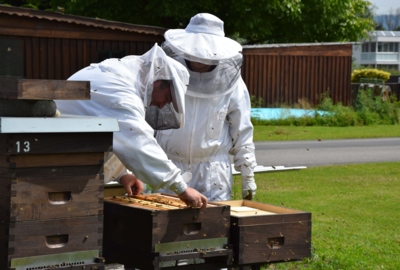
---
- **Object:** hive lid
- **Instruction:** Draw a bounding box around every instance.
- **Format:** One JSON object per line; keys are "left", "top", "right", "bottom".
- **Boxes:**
{"left": 0, "top": 114, "right": 119, "bottom": 133}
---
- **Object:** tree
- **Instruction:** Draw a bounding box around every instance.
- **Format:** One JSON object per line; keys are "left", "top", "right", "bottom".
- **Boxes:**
{"left": 2, "top": 0, "right": 376, "bottom": 44}
{"left": 365, "top": 2, "right": 384, "bottom": 30}
{"left": 384, "top": 7, "right": 400, "bottom": 30}
{"left": 374, "top": 23, "right": 385, "bottom": 30}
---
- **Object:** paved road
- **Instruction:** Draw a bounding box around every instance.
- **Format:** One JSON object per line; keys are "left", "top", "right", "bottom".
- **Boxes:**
{"left": 254, "top": 138, "right": 400, "bottom": 168}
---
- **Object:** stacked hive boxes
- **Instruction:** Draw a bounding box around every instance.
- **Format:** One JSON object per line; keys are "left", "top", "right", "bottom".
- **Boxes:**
{"left": 0, "top": 77, "right": 119, "bottom": 270}
{"left": 103, "top": 194, "right": 233, "bottom": 270}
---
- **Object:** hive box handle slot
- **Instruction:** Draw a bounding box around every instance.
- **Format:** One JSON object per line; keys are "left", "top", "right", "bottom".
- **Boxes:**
{"left": 45, "top": 234, "right": 69, "bottom": 248}
{"left": 268, "top": 237, "right": 284, "bottom": 249}
{"left": 183, "top": 222, "right": 201, "bottom": 235}
{"left": 48, "top": 191, "right": 72, "bottom": 205}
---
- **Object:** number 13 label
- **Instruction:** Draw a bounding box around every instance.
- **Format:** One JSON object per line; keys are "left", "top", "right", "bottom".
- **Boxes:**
{"left": 15, "top": 141, "right": 30, "bottom": 153}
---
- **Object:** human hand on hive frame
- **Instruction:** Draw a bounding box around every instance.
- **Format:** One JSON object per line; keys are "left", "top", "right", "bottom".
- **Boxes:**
{"left": 178, "top": 187, "right": 208, "bottom": 209}
{"left": 120, "top": 174, "right": 144, "bottom": 196}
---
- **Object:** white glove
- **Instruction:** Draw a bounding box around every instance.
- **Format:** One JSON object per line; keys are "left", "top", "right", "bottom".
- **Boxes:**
{"left": 242, "top": 175, "right": 257, "bottom": 200}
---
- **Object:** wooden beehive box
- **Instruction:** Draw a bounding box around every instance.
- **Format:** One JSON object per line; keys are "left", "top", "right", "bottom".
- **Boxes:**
{"left": 103, "top": 194, "right": 232, "bottom": 270}
{"left": 213, "top": 200, "right": 312, "bottom": 266}
{"left": 0, "top": 117, "right": 118, "bottom": 270}
{"left": 0, "top": 77, "right": 120, "bottom": 269}
{"left": 0, "top": 130, "right": 114, "bottom": 222}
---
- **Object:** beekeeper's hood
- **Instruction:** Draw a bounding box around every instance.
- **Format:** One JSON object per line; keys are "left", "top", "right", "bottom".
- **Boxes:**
{"left": 139, "top": 44, "right": 189, "bottom": 129}
{"left": 162, "top": 13, "right": 243, "bottom": 98}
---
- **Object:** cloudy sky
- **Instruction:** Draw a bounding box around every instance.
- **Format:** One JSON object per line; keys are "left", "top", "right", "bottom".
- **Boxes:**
{"left": 369, "top": 0, "right": 400, "bottom": 14}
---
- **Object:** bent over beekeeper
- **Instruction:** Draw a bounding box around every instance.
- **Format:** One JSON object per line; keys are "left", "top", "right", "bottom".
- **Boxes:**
{"left": 155, "top": 13, "right": 257, "bottom": 201}
{"left": 56, "top": 44, "right": 207, "bottom": 208}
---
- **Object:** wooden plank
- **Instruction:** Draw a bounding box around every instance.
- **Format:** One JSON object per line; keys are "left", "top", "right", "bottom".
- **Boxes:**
{"left": 32, "top": 37, "right": 40, "bottom": 79}
{"left": 302, "top": 56, "right": 308, "bottom": 104}
{"left": 0, "top": 25, "right": 163, "bottom": 42}
{"left": 7, "top": 152, "right": 104, "bottom": 168}
{"left": 25, "top": 37, "right": 33, "bottom": 78}
{"left": 230, "top": 206, "right": 276, "bottom": 216}
{"left": 214, "top": 200, "right": 305, "bottom": 214}
{"left": 0, "top": 165, "right": 103, "bottom": 178}
{"left": 0, "top": 174, "right": 103, "bottom": 222}
{"left": 83, "top": 39, "right": 91, "bottom": 68}
{"left": 104, "top": 184, "right": 125, "bottom": 197}
{"left": 243, "top": 44, "right": 352, "bottom": 57}
{"left": 62, "top": 39, "right": 71, "bottom": 80}
{"left": 107, "top": 196, "right": 180, "bottom": 211}
{"left": 47, "top": 38, "right": 56, "bottom": 79}
{"left": 55, "top": 38, "right": 63, "bottom": 79}
{"left": 0, "top": 77, "right": 90, "bottom": 100}
{"left": 39, "top": 37, "right": 47, "bottom": 79}
{"left": 70, "top": 39, "right": 78, "bottom": 77}
{"left": 77, "top": 39, "right": 84, "bottom": 69}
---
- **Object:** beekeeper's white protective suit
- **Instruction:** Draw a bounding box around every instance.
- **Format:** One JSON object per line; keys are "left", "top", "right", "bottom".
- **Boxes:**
{"left": 56, "top": 44, "right": 192, "bottom": 196}
{"left": 156, "top": 13, "right": 257, "bottom": 201}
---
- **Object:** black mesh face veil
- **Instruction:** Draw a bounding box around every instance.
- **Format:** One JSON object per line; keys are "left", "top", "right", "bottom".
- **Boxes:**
{"left": 145, "top": 102, "right": 180, "bottom": 130}
{"left": 145, "top": 80, "right": 180, "bottom": 130}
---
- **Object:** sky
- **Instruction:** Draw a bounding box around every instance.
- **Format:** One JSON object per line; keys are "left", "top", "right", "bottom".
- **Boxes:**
{"left": 369, "top": 0, "right": 400, "bottom": 14}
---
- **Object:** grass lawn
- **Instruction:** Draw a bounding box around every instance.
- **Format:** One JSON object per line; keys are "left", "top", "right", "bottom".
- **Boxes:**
{"left": 232, "top": 124, "right": 400, "bottom": 269}
{"left": 253, "top": 125, "right": 400, "bottom": 141}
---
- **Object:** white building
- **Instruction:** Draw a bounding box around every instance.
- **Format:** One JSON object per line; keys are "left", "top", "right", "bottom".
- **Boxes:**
{"left": 353, "top": 31, "right": 400, "bottom": 71}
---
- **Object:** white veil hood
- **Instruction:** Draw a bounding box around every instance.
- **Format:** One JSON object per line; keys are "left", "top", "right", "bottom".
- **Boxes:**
{"left": 139, "top": 44, "right": 189, "bottom": 127}
{"left": 162, "top": 13, "right": 243, "bottom": 98}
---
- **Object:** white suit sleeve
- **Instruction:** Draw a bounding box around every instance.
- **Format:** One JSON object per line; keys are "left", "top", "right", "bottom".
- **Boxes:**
{"left": 109, "top": 99, "right": 187, "bottom": 194}
{"left": 228, "top": 79, "right": 257, "bottom": 176}
{"left": 57, "top": 60, "right": 188, "bottom": 195}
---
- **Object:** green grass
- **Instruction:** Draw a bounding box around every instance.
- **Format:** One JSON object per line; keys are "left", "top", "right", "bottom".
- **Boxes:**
{"left": 232, "top": 163, "right": 400, "bottom": 269}
{"left": 232, "top": 124, "right": 400, "bottom": 269}
{"left": 253, "top": 125, "right": 400, "bottom": 141}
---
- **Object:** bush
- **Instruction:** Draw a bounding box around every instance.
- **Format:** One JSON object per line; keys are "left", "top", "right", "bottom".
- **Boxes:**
{"left": 351, "top": 68, "right": 390, "bottom": 83}
{"left": 250, "top": 95, "right": 264, "bottom": 108}
{"left": 355, "top": 89, "right": 399, "bottom": 125}
{"left": 251, "top": 91, "right": 400, "bottom": 127}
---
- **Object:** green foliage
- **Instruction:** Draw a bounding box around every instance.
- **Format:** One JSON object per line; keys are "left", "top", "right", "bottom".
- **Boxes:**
{"left": 250, "top": 95, "right": 264, "bottom": 108}
{"left": 252, "top": 91, "right": 400, "bottom": 127}
{"left": 252, "top": 125, "right": 400, "bottom": 142}
{"left": 355, "top": 88, "right": 399, "bottom": 125}
{"left": 351, "top": 68, "right": 391, "bottom": 83}
{"left": 3, "top": 0, "right": 376, "bottom": 44}
{"left": 380, "top": 68, "right": 400, "bottom": 76}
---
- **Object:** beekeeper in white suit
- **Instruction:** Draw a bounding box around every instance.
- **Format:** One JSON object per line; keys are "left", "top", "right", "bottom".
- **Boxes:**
{"left": 155, "top": 13, "right": 257, "bottom": 201}
{"left": 56, "top": 44, "right": 208, "bottom": 208}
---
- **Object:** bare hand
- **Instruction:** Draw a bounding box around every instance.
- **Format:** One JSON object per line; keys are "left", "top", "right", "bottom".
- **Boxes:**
{"left": 178, "top": 187, "right": 208, "bottom": 209}
{"left": 120, "top": 174, "right": 144, "bottom": 196}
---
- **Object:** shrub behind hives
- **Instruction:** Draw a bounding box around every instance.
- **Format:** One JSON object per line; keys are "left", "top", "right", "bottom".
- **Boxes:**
{"left": 351, "top": 68, "right": 390, "bottom": 83}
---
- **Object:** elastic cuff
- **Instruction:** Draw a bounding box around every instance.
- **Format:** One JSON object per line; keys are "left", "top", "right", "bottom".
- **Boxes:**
{"left": 169, "top": 180, "right": 188, "bottom": 195}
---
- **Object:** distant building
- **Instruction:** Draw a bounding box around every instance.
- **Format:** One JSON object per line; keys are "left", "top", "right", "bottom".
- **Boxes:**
{"left": 352, "top": 31, "right": 400, "bottom": 71}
